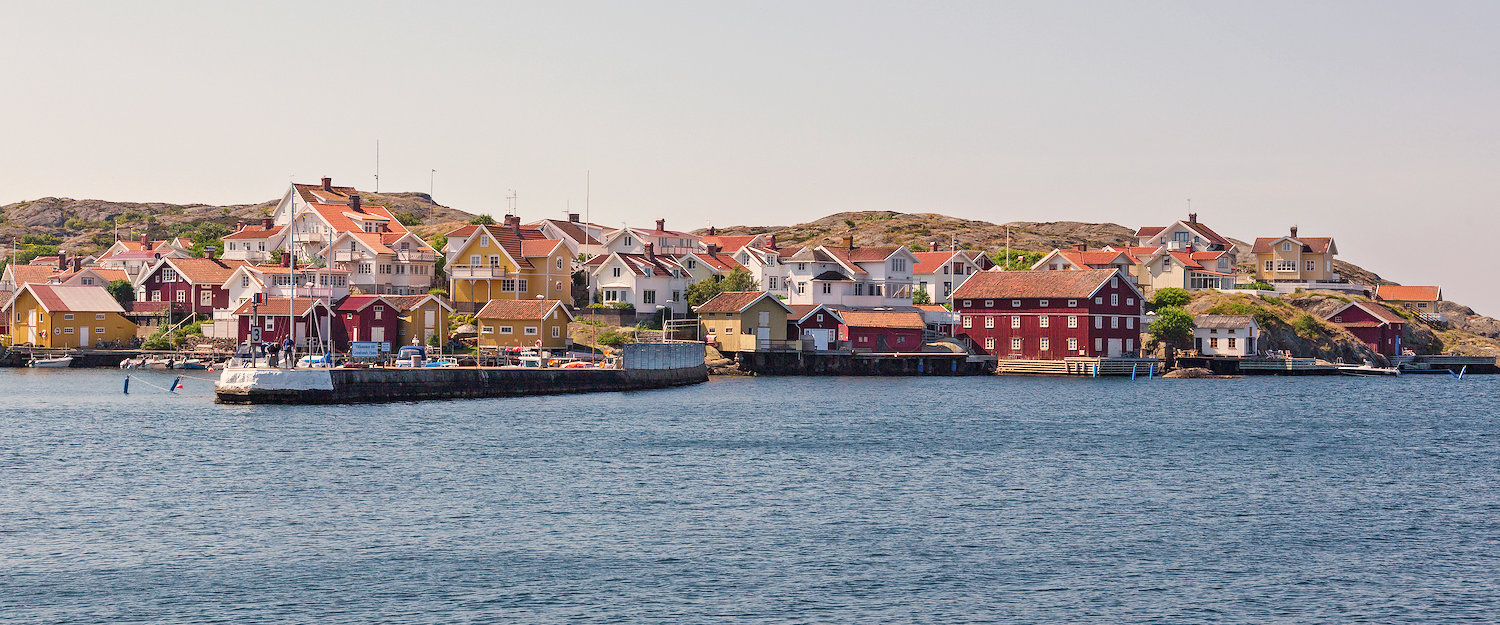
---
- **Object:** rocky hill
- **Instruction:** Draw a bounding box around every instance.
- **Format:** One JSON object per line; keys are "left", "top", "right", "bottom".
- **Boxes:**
{"left": 698, "top": 211, "right": 1136, "bottom": 254}
{"left": 0, "top": 192, "right": 476, "bottom": 257}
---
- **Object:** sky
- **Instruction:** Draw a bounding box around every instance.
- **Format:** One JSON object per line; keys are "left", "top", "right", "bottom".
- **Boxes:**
{"left": 3, "top": 1, "right": 1497, "bottom": 313}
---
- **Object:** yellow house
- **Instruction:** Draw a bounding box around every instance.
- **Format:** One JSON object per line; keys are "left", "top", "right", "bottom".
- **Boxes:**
{"left": 1251, "top": 227, "right": 1339, "bottom": 282}
{"left": 695, "top": 291, "right": 793, "bottom": 353}
{"left": 384, "top": 294, "right": 455, "bottom": 347}
{"left": 445, "top": 219, "right": 574, "bottom": 310}
{"left": 5, "top": 284, "right": 137, "bottom": 348}
{"left": 476, "top": 299, "right": 575, "bottom": 350}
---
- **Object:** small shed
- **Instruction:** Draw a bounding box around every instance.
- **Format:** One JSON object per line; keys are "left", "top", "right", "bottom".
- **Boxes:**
{"left": 336, "top": 295, "right": 402, "bottom": 348}
{"left": 837, "top": 308, "right": 927, "bottom": 353}
{"left": 786, "top": 303, "right": 844, "bottom": 351}
{"left": 1325, "top": 301, "right": 1406, "bottom": 356}
{"left": 476, "top": 299, "right": 574, "bottom": 350}
{"left": 696, "top": 291, "right": 794, "bottom": 353}
{"left": 1191, "top": 314, "right": 1261, "bottom": 357}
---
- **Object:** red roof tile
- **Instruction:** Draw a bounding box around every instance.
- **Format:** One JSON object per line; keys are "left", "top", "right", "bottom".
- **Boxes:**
{"left": 696, "top": 291, "right": 786, "bottom": 314}
{"left": 952, "top": 269, "right": 1119, "bottom": 300}
{"left": 222, "top": 224, "right": 286, "bottom": 240}
{"left": 838, "top": 309, "right": 926, "bottom": 329}
{"left": 911, "top": 251, "right": 964, "bottom": 274}
{"left": 231, "top": 297, "right": 328, "bottom": 316}
{"left": 1375, "top": 285, "right": 1441, "bottom": 302}
{"left": 475, "top": 299, "right": 571, "bottom": 321}
{"left": 163, "top": 257, "right": 249, "bottom": 285}
{"left": 1251, "top": 237, "right": 1335, "bottom": 254}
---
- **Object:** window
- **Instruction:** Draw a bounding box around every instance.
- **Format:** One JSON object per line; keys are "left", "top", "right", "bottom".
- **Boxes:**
{"left": 1010, "top": 337, "right": 1022, "bottom": 351}
{"left": 487, "top": 255, "right": 501, "bottom": 267}
{"left": 481, "top": 325, "right": 494, "bottom": 334}
{"left": 200, "top": 291, "right": 213, "bottom": 306}
{"left": 1228, "top": 337, "right": 1237, "bottom": 349}
{"left": 1174, "top": 231, "right": 1190, "bottom": 243}
{"left": 1068, "top": 337, "right": 1078, "bottom": 351}
{"left": 816, "top": 314, "right": 824, "bottom": 322}
{"left": 64, "top": 313, "right": 74, "bottom": 321}
{"left": 1068, "top": 316, "right": 1078, "bottom": 328}
{"left": 517, "top": 279, "right": 529, "bottom": 292}
{"left": 1111, "top": 316, "right": 1119, "bottom": 329}
{"left": 985, "top": 337, "right": 995, "bottom": 350}
{"left": 1127, "top": 317, "right": 1135, "bottom": 329}
{"left": 1282, "top": 241, "right": 1293, "bottom": 251}
{"left": 769, "top": 277, "right": 778, "bottom": 290}
{"left": 552, "top": 326, "right": 561, "bottom": 338}
{"left": 175, "top": 291, "right": 186, "bottom": 303}
{"left": 672, "top": 290, "right": 681, "bottom": 303}
{"left": 501, "top": 279, "right": 517, "bottom": 292}
{"left": 1040, "top": 337, "right": 1050, "bottom": 350}
{"left": 612, "top": 267, "right": 622, "bottom": 278}
{"left": 471, "top": 255, "right": 481, "bottom": 266}
{"left": 524, "top": 327, "right": 538, "bottom": 335}
{"left": 984, "top": 300, "right": 993, "bottom": 308}
{"left": 359, "top": 263, "right": 372, "bottom": 274}
{"left": 963, "top": 316, "right": 972, "bottom": 328}
{"left": 480, "top": 235, "right": 490, "bottom": 248}
{"left": 63, "top": 327, "right": 73, "bottom": 334}
{"left": 1306, "top": 260, "right": 1316, "bottom": 272}
{"left": 1067, "top": 299, "right": 1077, "bottom": 307}
{"left": 822, "top": 283, "right": 832, "bottom": 294}
{"left": 943, "top": 282, "right": 952, "bottom": 297}
{"left": 1333, "top": 316, "right": 1343, "bottom": 323}
{"left": 1009, "top": 316, "right": 1019, "bottom": 329}
{"left": 1039, "top": 299, "right": 1048, "bottom": 307}
{"left": 500, "top": 326, "right": 513, "bottom": 334}
{"left": 1094, "top": 297, "right": 1103, "bottom": 305}
{"left": 1275, "top": 260, "right": 1296, "bottom": 272}
{"left": 1264, "top": 260, "right": 1274, "bottom": 272}
{"left": 1011, "top": 300, "right": 1021, "bottom": 308}
{"left": 152, "top": 291, "right": 161, "bottom": 301}
{"left": 686, "top": 259, "right": 696, "bottom": 270}
{"left": 96, "top": 327, "right": 105, "bottom": 335}
{"left": 1095, "top": 316, "right": 1103, "bottom": 329}
{"left": 643, "top": 290, "right": 656, "bottom": 304}
{"left": 964, "top": 300, "right": 972, "bottom": 308}
{"left": 161, "top": 268, "right": 178, "bottom": 282}
{"left": 1110, "top": 277, "right": 1117, "bottom": 288}
{"left": 1040, "top": 316, "right": 1050, "bottom": 328}
{"left": 374, "top": 305, "right": 383, "bottom": 320}
{"left": 1095, "top": 338, "right": 1103, "bottom": 352}
{"left": 1111, "top": 293, "right": 1118, "bottom": 306}
{"left": 242, "top": 276, "right": 250, "bottom": 287}
{"left": 395, "top": 265, "right": 405, "bottom": 274}
{"left": 1210, "top": 338, "right": 1220, "bottom": 348}
{"left": 265, "top": 317, "right": 275, "bottom": 331}
{"left": 1126, "top": 298, "right": 1134, "bottom": 306}
{"left": 557, "top": 258, "right": 565, "bottom": 270}
{"left": 96, "top": 314, "right": 105, "bottom": 320}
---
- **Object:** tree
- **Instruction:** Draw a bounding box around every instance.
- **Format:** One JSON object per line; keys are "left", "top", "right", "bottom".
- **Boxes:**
{"left": 428, "top": 234, "right": 447, "bottom": 283}
{"left": 907, "top": 241, "right": 929, "bottom": 253}
{"left": 685, "top": 268, "right": 757, "bottom": 307}
{"left": 428, "top": 287, "right": 448, "bottom": 297}
{"left": 1148, "top": 306, "right": 1194, "bottom": 347}
{"left": 988, "top": 249, "right": 1045, "bottom": 271}
{"left": 469, "top": 214, "right": 497, "bottom": 225}
{"left": 1150, "top": 287, "right": 1191, "bottom": 310}
{"left": 911, "top": 287, "right": 932, "bottom": 305}
{"left": 106, "top": 279, "right": 134, "bottom": 309}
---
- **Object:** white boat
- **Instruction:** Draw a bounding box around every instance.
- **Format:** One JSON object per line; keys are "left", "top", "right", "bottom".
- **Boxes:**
{"left": 29, "top": 356, "right": 74, "bottom": 368}
{"left": 1338, "top": 364, "right": 1400, "bottom": 377}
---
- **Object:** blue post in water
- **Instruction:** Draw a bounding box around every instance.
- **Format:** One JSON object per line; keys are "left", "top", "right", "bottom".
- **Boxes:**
{"left": 1459, "top": 365, "right": 1467, "bottom": 380}
{"left": 1132, "top": 363, "right": 1138, "bottom": 380}
{"left": 123, "top": 376, "right": 129, "bottom": 394}
{"left": 170, "top": 376, "right": 181, "bottom": 393}
{"left": 1093, "top": 362, "right": 1099, "bottom": 378}
{"left": 1149, "top": 363, "right": 1156, "bottom": 379}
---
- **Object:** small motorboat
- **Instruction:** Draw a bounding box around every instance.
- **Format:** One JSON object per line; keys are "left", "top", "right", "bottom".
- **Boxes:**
{"left": 1338, "top": 363, "right": 1400, "bottom": 377}
{"left": 178, "top": 359, "right": 213, "bottom": 370}
{"left": 29, "top": 356, "right": 74, "bottom": 368}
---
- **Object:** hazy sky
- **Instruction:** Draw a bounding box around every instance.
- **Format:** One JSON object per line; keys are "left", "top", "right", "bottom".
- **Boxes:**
{"left": 4, "top": 2, "right": 1497, "bottom": 313}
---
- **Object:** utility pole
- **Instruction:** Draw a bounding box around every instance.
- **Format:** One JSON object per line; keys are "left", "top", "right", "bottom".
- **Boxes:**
{"left": 374, "top": 140, "right": 380, "bottom": 192}
{"left": 430, "top": 169, "right": 436, "bottom": 197}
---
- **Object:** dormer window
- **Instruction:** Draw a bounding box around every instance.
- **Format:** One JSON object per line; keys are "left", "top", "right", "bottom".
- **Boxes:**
{"left": 612, "top": 267, "right": 622, "bottom": 278}
{"left": 1282, "top": 241, "right": 1293, "bottom": 252}
{"left": 1174, "top": 231, "right": 1190, "bottom": 243}
{"left": 624, "top": 236, "right": 633, "bottom": 247}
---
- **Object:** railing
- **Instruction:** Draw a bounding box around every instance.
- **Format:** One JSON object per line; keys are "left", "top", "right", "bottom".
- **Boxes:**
{"left": 1418, "top": 312, "right": 1448, "bottom": 323}
{"left": 396, "top": 251, "right": 434, "bottom": 262}
{"left": 451, "top": 266, "right": 507, "bottom": 279}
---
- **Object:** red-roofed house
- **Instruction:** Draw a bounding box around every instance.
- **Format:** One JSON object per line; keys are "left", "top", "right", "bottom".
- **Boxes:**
{"left": 443, "top": 216, "right": 573, "bottom": 310}
{"left": 134, "top": 255, "right": 249, "bottom": 316}
{"left": 837, "top": 308, "right": 927, "bottom": 353}
{"left": 1251, "top": 226, "right": 1339, "bottom": 283}
{"left": 678, "top": 248, "right": 746, "bottom": 284}
{"left": 911, "top": 251, "right": 982, "bottom": 305}
{"left": 783, "top": 238, "right": 918, "bottom": 307}
{"left": 1135, "top": 213, "right": 1236, "bottom": 256}
{"left": 475, "top": 299, "right": 574, "bottom": 350}
{"left": 1375, "top": 285, "right": 1443, "bottom": 320}
{"left": 587, "top": 247, "right": 690, "bottom": 315}
{"left": 526, "top": 215, "right": 616, "bottom": 258}
{"left": 270, "top": 177, "right": 438, "bottom": 295}
{"left": 602, "top": 219, "right": 702, "bottom": 257}
{"left": 221, "top": 219, "right": 288, "bottom": 263}
{"left": 1325, "top": 300, "right": 1406, "bottom": 356}
{"left": 952, "top": 269, "right": 1145, "bottom": 359}
{"left": 4, "top": 284, "right": 136, "bottom": 348}
{"left": 786, "top": 303, "right": 844, "bottom": 351}
{"left": 232, "top": 297, "right": 334, "bottom": 348}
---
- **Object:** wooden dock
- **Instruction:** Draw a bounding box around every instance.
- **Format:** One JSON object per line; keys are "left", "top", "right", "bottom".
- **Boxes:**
{"left": 1237, "top": 358, "right": 1340, "bottom": 375}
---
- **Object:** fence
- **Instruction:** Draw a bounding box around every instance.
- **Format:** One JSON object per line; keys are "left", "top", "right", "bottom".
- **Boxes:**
{"left": 622, "top": 343, "right": 705, "bottom": 370}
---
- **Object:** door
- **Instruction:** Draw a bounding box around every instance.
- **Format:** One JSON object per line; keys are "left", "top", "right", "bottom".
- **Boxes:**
{"left": 80, "top": 326, "right": 89, "bottom": 347}
{"left": 295, "top": 321, "right": 307, "bottom": 347}
{"left": 757, "top": 326, "right": 770, "bottom": 349}
{"left": 424, "top": 309, "right": 436, "bottom": 328}
{"left": 371, "top": 326, "right": 386, "bottom": 343}
{"left": 1195, "top": 337, "right": 1203, "bottom": 352}
{"left": 1107, "top": 338, "right": 1124, "bottom": 357}
{"left": 805, "top": 329, "right": 830, "bottom": 351}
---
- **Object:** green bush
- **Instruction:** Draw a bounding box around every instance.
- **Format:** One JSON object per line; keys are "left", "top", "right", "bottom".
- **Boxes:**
{"left": 1148, "top": 306, "right": 1194, "bottom": 346}
{"left": 1248, "top": 281, "right": 1274, "bottom": 291}
{"left": 1150, "top": 287, "right": 1191, "bottom": 309}
{"left": 469, "top": 214, "right": 497, "bottom": 225}
{"left": 907, "top": 241, "right": 929, "bottom": 253}
{"left": 1293, "top": 314, "right": 1327, "bottom": 339}
{"left": 911, "top": 288, "right": 932, "bottom": 305}
{"left": 597, "top": 329, "right": 634, "bottom": 347}
{"left": 20, "top": 233, "right": 61, "bottom": 246}
{"left": 989, "top": 249, "right": 1045, "bottom": 271}
{"left": 394, "top": 210, "right": 424, "bottom": 226}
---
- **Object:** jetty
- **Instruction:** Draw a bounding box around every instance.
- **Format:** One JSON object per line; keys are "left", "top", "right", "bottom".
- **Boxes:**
{"left": 214, "top": 343, "right": 707, "bottom": 404}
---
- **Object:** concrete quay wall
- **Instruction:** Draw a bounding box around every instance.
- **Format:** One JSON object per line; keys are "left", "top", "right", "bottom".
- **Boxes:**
{"left": 734, "top": 351, "right": 992, "bottom": 376}
{"left": 215, "top": 364, "right": 708, "bottom": 404}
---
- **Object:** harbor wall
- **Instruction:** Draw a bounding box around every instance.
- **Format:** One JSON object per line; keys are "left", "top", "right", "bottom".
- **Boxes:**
{"left": 734, "top": 351, "right": 992, "bottom": 376}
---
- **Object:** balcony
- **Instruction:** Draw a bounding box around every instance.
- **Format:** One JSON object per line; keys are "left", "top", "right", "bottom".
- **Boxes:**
{"left": 333, "top": 250, "right": 366, "bottom": 263}
{"left": 396, "top": 250, "right": 434, "bottom": 262}
{"left": 451, "top": 266, "right": 507, "bottom": 280}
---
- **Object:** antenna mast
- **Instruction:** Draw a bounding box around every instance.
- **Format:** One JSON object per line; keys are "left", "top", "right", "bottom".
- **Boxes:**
{"left": 374, "top": 140, "right": 380, "bottom": 193}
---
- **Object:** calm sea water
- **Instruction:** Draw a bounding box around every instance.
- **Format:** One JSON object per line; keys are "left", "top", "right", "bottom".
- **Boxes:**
{"left": 1, "top": 369, "right": 1497, "bottom": 623}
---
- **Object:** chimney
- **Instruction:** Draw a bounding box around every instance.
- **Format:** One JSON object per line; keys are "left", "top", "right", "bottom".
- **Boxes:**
{"left": 644, "top": 242, "right": 655, "bottom": 260}
{"left": 236, "top": 220, "right": 245, "bottom": 232}
{"left": 1290, "top": 225, "right": 1298, "bottom": 238}
{"left": 568, "top": 213, "right": 580, "bottom": 223}
{"left": 283, "top": 253, "right": 292, "bottom": 268}
{"left": 707, "top": 225, "right": 716, "bottom": 236}
{"left": 1073, "top": 243, "right": 1087, "bottom": 252}
{"left": 140, "top": 233, "right": 149, "bottom": 248}
{"left": 655, "top": 218, "right": 666, "bottom": 232}
{"left": 350, "top": 194, "right": 362, "bottom": 212}
{"left": 767, "top": 234, "right": 776, "bottom": 249}
{"left": 262, "top": 218, "right": 273, "bottom": 229}
{"left": 70, "top": 255, "right": 80, "bottom": 272}
{"left": 58, "top": 252, "right": 68, "bottom": 270}
{"left": 708, "top": 243, "right": 721, "bottom": 254}
{"left": 203, "top": 247, "right": 215, "bottom": 259}
{"left": 322, "top": 176, "right": 332, "bottom": 191}
{"left": 845, "top": 235, "right": 855, "bottom": 250}
{"left": 1188, "top": 212, "right": 1198, "bottom": 224}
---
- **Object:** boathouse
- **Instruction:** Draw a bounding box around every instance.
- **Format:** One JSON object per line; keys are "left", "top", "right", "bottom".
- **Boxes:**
{"left": 1325, "top": 300, "right": 1406, "bottom": 356}
{"left": 335, "top": 295, "right": 402, "bottom": 349}
{"left": 952, "top": 269, "right": 1144, "bottom": 359}
{"left": 697, "top": 291, "right": 794, "bottom": 353}
{"left": 3, "top": 284, "right": 137, "bottom": 348}
{"left": 476, "top": 299, "right": 574, "bottom": 350}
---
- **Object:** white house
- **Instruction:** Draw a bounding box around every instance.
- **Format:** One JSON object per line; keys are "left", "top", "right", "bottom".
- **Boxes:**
{"left": 731, "top": 237, "right": 803, "bottom": 299}
{"left": 1134, "top": 213, "right": 1236, "bottom": 259}
{"left": 601, "top": 219, "right": 702, "bottom": 257}
{"left": 1192, "top": 314, "right": 1261, "bottom": 356}
{"left": 783, "top": 240, "right": 917, "bottom": 307}
{"left": 678, "top": 249, "right": 745, "bottom": 285}
{"left": 526, "top": 214, "right": 616, "bottom": 259}
{"left": 587, "top": 248, "right": 691, "bottom": 315}
{"left": 268, "top": 177, "right": 439, "bottom": 294}
{"left": 911, "top": 250, "right": 982, "bottom": 305}
{"left": 220, "top": 219, "right": 288, "bottom": 264}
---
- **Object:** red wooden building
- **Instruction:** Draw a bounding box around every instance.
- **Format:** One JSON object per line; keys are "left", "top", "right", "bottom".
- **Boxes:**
{"left": 1325, "top": 301, "right": 1405, "bottom": 356}
{"left": 335, "top": 295, "right": 402, "bottom": 348}
{"left": 135, "top": 254, "right": 247, "bottom": 316}
{"left": 232, "top": 297, "right": 334, "bottom": 348}
{"left": 837, "top": 308, "right": 927, "bottom": 353}
{"left": 786, "top": 304, "right": 844, "bottom": 351}
{"left": 952, "top": 269, "right": 1144, "bottom": 359}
